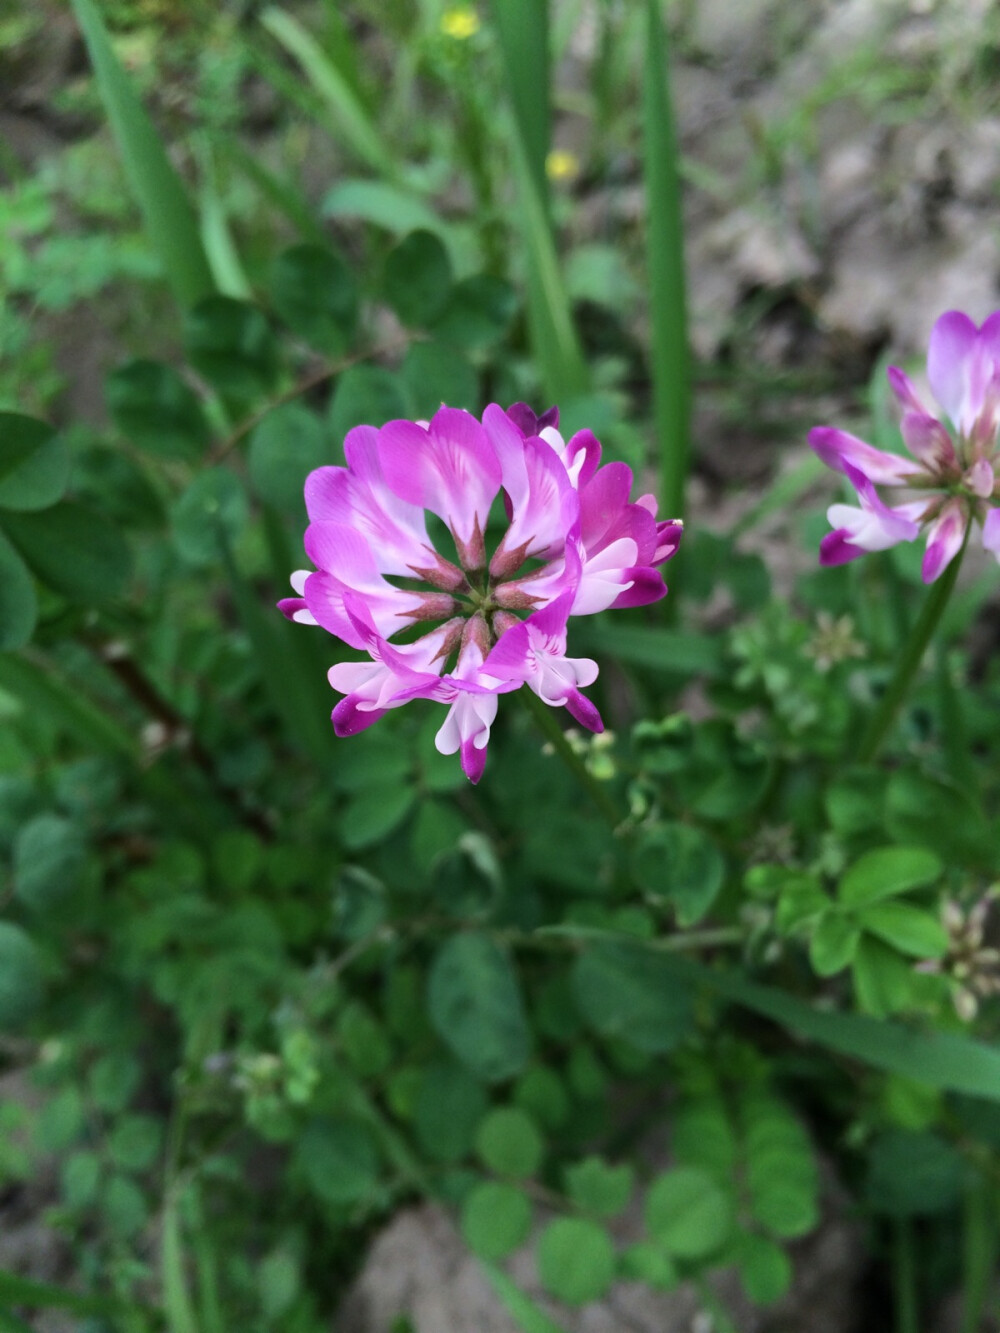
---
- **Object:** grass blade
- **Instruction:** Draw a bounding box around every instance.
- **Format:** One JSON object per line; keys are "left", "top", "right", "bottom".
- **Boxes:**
{"left": 546, "top": 929, "right": 1000, "bottom": 1102}
{"left": 260, "top": 7, "right": 398, "bottom": 179}
{"left": 196, "top": 138, "right": 252, "bottom": 300}
{"left": 481, "top": 1263, "right": 570, "bottom": 1333}
{"left": 643, "top": 0, "right": 690, "bottom": 523}
{"left": 69, "top": 0, "right": 214, "bottom": 308}
{"left": 0, "top": 1269, "right": 137, "bottom": 1320}
{"left": 511, "top": 146, "right": 589, "bottom": 403}
{"left": 489, "top": 0, "right": 551, "bottom": 206}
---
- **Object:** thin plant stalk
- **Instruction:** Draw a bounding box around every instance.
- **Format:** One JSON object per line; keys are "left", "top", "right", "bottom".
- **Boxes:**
{"left": 643, "top": 0, "right": 691, "bottom": 526}
{"left": 893, "top": 1219, "right": 919, "bottom": 1333}
{"left": 519, "top": 688, "right": 622, "bottom": 829}
{"left": 858, "top": 531, "right": 968, "bottom": 762}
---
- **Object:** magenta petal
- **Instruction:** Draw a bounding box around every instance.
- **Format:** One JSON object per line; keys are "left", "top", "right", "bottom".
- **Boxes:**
{"left": 564, "top": 689, "right": 603, "bottom": 733}
{"left": 899, "top": 413, "right": 956, "bottom": 470}
{"left": 927, "top": 311, "right": 982, "bottom": 433}
{"left": 610, "top": 567, "right": 667, "bottom": 609}
{"left": 579, "top": 461, "right": 634, "bottom": 548}
{"left": 819, "top": 529, "right": 866, "bottom": 567}
{"left": 332, "top": 697, "right": 387, "bottom": 737}
{"left": 277, "top": 596, "right": 307, "bottom": 620}
{"left": 460, "top": 738, "right": 488, "bottom": 784}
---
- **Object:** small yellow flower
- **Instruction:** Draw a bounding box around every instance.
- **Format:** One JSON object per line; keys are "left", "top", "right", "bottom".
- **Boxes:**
{"left": 546, "top": 149, "right": 580, "bottom": 182}
{"left": 441, "top": 6, "right": 480, "bottom": 39}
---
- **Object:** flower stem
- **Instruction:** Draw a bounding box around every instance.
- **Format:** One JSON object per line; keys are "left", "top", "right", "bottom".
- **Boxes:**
{"left": 519, "top": 688, "right": 623, "bottom": 829}
{"left": 858, "top": 534, "right": 967, "bottom": 763}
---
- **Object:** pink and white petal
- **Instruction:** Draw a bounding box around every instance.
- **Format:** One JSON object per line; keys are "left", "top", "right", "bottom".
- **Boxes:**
{"left": 809, "top": 427, "right": 920, "bottom": 484}
{"left": 378, "top": 407, "right": 502, "bottom": 550}
{"left": 982, "top": 507, "right": 1000, "bottom": 561}
{"left": 277, "top": 596, "right": 317, "bottom": 625}
{"left": 966, "top": 458, "right": 995, "bottom": 499}
{"left": 921, "top": 499, "right": 967, "bottom": 584}
{"left": 571, "top": 537, "right": 640, "bottom": 615}
{"left": 434, "top": 691, "right": 499, "bottom": 784}
{"left": 927, "top": 311, "right": 979, "bottom": 430}
{"left": 561, "top": 429, "right": 602, "bottom": 488}
{"left": 899, "top": 413, "right": 957, "bottom": 471}
{"left": 654, "top": 520, "right": 684, "bottom": 563}
{"left": 305, "top": 431, "right": 431, "bottom": 576}
{"left": 819, "top": 527, "right": 869, "bottom": 567}
{"left": 887, "top": 365, "right": 928, "bottom": 415}
{"left": 579, "top": 462, "right": 635, "bottom": 550}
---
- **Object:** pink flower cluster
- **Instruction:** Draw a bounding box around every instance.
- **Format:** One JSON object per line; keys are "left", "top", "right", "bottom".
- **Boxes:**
{"left": 811, "top": 311, "right": 1000, "bottom": 582}
{"left": 280, "top": 403, "right": 681, "bottom": 782}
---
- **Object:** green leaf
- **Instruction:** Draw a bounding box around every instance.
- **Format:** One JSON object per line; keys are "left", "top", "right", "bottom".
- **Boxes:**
{"left": 564, "top": 1157, "right": 634, "bottom": 1218}
{"left": 383, "top": 230, "right": 453, "bottom": 328}
{"left": 461, "top": 1182, "right": 533, "bottom": 1261}
{"left": 69, "top": 0, "right": 213, "bottom": 307}
{"left": 340, "top": 781, "right": 416, "bottom": 851}
{"left": 105, "top": 360, "right": 211, "bottom": 460}
{"left": 329, "top": 366, "right": 411, "bottom": 445}
{"left": 414, "top": 1060, "right": 488, "bottom": 1163}
{"left": 838, "top": 845, "right": 943, "bottom": 907}
{"left": 824, "top": 766, "right": 886, "bottom": 835}
{"left": 0, "top": 1269, "right": 135, "bottom": 1319}
{"left": 858, "top": 901, "right": 949, "bottom": 959}
{"left": 170, "top": 467, "right": 249, "bottom": 568}
{"left": 296, "top": 1117, "right": 380, "bottom": 1205}
{"left": 0, "top": 418, "right": 69, "bottom": 512}
{"left": 427, "top": 933, "right": 531, "bottom": 1083}
{"left": 742, "top": 1097, "right": 819, "bottom": 1239}
{"left": 183, "top": 297, "right": 278, "bottom": 405}
{"left": 248, "top": 404, "right": 330, "bottom": 514}
{"left": 865, "top": 1130, "right": 964, "bottom": 1217}
{"left": 475, "top": 1107, "right": 544, "bottom": 1179}
{"left": 61, "top": 1151, "right": 101, "bottom": 1209}
{"left": 644, "top": 1166, "right": 733, "bottom": 1259}
{"left": 108, "top": 1114, "right": 162, "bottom": 1173}
{"left": 738, "top": 1233, "right": 793, "bottom": 1305}
{"left": 270, "top": 243, "right": 359, "bottom": 354}
{"left": 258, "top": 1249, "right": 301, "bottom": 1322}
{"left": 572, "top": 942, "right": 693, "bottom": 1053}
{"left": 0, "top": 528, "right": 37, "bottom": 650}
{"left": 323, "top": 178, "right": 450, "bottom": 241}
{"left": 101, "top": 1173, "right": 148, "bottom": 1237}
{"left": 577, "top": 623, "right": 724, "bottom": 678}
{"left": 14, "top": 814, "right": 85, "bottom": 911}
{"left": 0, "top": 922, "right": 44, "bottom": 1029}
{"left": 851, "top": 935, "right": 918, "bottom": 1018}
{"left": 536, "top": 1218, "right": 616, "bottom": 1305}
{"left": 620, "top": 1242, "right": 678, "bottom": 1290}
{"left": 0, "top": 414, "right": 57, "bottom": 484}
{"left": 88, "top": 1053, "right": 141, "bottom": 1114}
{"left": 630, "top": 822, "right": 725, "bottom": 926}
{"left": 3, "top": 503, "right": 132, "bottom": 603}
{"left": 886, "top": 770, "right": 991, "bottom": 865}
{"left": 432, "top": 275, "right": 518, "bottom": 350}
{"left": 671, "top": 1098, "right": 738, "bottom": 1180}
{"left": 514, "top": 1067, "right": 570, "bottom": 1131}
{"left": 400, "top": 341, "right": 478, "bottom": 417}
{"left": 808, "top": 912, "right": 860, "bottom": 977}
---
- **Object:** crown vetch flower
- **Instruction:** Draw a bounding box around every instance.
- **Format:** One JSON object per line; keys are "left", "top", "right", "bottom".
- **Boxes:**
{"left": 810, "top": 310, "right": 1000, "bottom": 582}
{"left": 280, "top": 403, "right": 682, "bottom": 782}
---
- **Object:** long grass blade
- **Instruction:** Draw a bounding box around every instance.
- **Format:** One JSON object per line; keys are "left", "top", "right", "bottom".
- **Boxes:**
{"left": 643, "top": 0, "right": 690, "bottom": 523}
{"left": 260, "top": 8, "right": 398, "bottom": 179}
{"left": 489, "top": 0, "right": 551, "bottom": 206}
{"left": 545, "top": 929, "right": 1000, "bottom": 1102}
{"left": 196, "top": 138, "right": 252, "bottom": 300}
{"left": 511, "top": 146, "right": 589, "bottom": 403}
{"left": 69, "top": 0, "right": 214, "bottom": 308}
{"left": 0, "top": 1269, "right": 137, "bottom": 1320}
